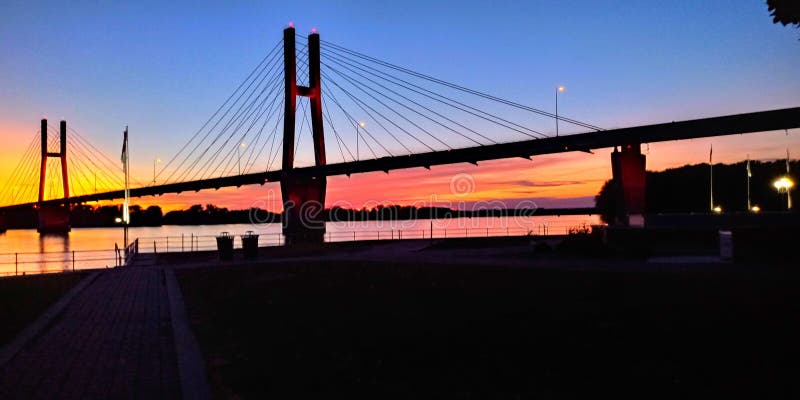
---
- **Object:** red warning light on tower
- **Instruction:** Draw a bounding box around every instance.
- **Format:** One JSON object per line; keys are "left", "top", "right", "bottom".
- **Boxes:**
{"left": 288, "top": 21, "right": 294, "bottom": 28}
{"left": 312, "top": 27, "right": 317, "bottom": 34}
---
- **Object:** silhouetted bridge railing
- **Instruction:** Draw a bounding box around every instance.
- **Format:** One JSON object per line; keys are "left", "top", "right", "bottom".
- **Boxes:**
{"left": 4, "top": 106, "right": 798, "bottom": 212}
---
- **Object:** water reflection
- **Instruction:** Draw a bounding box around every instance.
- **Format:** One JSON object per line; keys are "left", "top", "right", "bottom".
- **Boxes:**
{"left": 0, "top": 215, "right": 600, "bottom": 276}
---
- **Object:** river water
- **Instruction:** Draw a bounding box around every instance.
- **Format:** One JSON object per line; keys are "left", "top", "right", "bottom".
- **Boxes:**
{"left": 0, "top": 214, "right": 600, "bottom": 276}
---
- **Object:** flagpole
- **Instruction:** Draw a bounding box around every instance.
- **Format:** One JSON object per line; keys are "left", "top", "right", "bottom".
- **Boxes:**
{"left": 746, "top": 155, "right": 751, "bottom": 211}
{"left": 122, "top": 126, "right": 130, "bottom": 255}
{"left": 788, "top": 149, "right": 792, "bottom": 210}
{"left": 709, "top": 145, "right": 714, "bottom": 211}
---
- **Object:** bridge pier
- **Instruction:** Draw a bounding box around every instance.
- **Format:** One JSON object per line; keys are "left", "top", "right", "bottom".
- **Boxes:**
{"left": 610, "top": 144, "right": 646, "bottom": 226}
{"left": 281, "top": 173, "right": 326, "bottom": 245}
{"left": 37, "top": 205, "right": 71, "bottom": 234}
{"left": 279, "top": 26, "right": 327, "bottom": 245}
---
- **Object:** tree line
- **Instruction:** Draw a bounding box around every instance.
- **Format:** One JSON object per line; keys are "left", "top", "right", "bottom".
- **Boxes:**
{"left": 595, "top": 160, "right": 797, "bottom": 223}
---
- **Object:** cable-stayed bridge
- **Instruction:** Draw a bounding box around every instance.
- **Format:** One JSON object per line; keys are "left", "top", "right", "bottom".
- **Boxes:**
{"left": 1, "top": 27, "right": 799, "bottom": 240}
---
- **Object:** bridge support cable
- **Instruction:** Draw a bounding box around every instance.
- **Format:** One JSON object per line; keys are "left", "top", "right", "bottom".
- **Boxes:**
{"left": 320, "top": 39, "right": 603, "bottom": 132}
{"left": 67, "top": 136, "right": 124, "bottom": 189}
{"left": 322, "top": 68, "right": 439, "bottom": 153}
{"left": 297, "top": 43, "right": 359, "bottom": 166}
{"left": 321, "top": 76, "right": 407, "bottom": 155}
{"left": 67, "top": 157, "right": 91, "bottom": 197}
{"left": 206, "top": 75, "right": 287, "bottom": 179}
{"left": 246, "top": 104, "right": 285, "bottom": 174}
{"left": 323, "top": 60, "right": 487, "bottom": 147}
{"left": 157, "top": 39, "right": 282, "bottom": 183}
{"left": 323, "top": 77, "right": 415, "bottom": 155}
{"left": 322, "top": 54, "right": 502, "bottom": 144}
{"left": 202, "top": 76, "right": 285, "bottom": 179}
{"left": 68, "top": 126, "right": 148, "bottom": 188}
{"left": 197, "top": 65, "right": 286, "bottom": 174}
{"left": 321, "top": 50, "right": 547, "bottom": 140}
{"left": 181, "top": 58, "right": 284, "bottom": 180}
{"left": 162, "top": 40, "right": 284, "bottom": 184}
{"left": 180, "top": 58, "right": 285, "bottom": 183}
{"left": 234, "top": 94, "right": 285, "bottom": 176}
{"left": 322, "top": 96, "right": 356, "bottom": 163}
{"left": 321, "top": 80, "right": 382, "bottom": 159}
{"left": 68, "top": 142, "right": 120, "bottom": 194}
{"left": 0, "top": 133, "right": 39, "bottom": 205}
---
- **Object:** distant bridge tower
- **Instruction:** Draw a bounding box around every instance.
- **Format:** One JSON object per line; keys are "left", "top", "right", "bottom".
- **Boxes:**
{"left": 280, "top": 27, "right": 327, "bottom": 245}
{"left": 37, "top": 118, "right": 71, "bottom": 233}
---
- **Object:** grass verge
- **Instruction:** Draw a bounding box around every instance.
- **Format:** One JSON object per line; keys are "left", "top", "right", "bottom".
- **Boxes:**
{"left": 178, "top": 261, "right": 800, "bottom": 398}
{"left": 0, "top": 272, "right": 86, "bottom": 346}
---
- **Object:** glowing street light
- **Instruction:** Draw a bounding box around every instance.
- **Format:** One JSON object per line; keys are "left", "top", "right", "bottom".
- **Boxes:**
{"left": 555, "top": 86, "right": 565, "bottom": 137}
{"left": 750, "top": 205, "right": 761, "bottom": 213}
{"left": 773, "top": 176, "right": 794, "bottom": 210}
{"left": 713, "top": 206, "right": 722, "bottom": 214}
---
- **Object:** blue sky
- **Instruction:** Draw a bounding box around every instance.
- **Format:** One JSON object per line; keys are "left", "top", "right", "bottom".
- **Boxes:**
{"left": 1, "top": 0, "right": 798, "bottom": 208}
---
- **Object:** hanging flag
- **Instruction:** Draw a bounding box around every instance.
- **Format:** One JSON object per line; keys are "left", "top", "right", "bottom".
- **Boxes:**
{"left": 709, "top": 144, "right": 713, "bottom": 164}
{"left": 121, "top": 129, "right": 128, "bottom": 164}
{"left": 787, "top": 149, "right": 791, "bottom": 173}
{"left": 747, "top": 155, "right": 751, "bottom": 177}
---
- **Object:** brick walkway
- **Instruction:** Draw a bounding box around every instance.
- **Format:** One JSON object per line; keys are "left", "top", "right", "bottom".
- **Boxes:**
{"left": 0, "top": 268, "right": 181, "bottom": 399}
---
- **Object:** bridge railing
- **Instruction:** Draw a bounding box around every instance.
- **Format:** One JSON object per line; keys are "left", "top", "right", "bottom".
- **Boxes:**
{"left": 130, "top": 223, "right": 592, "bottom": 255}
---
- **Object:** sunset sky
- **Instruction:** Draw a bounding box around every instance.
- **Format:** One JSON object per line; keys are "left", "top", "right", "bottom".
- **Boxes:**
{"left": 1, "top": 1, "right": 798, "bottom": 212}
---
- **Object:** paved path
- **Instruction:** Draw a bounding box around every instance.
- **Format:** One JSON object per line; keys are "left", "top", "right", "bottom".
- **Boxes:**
{"left": 0, "top": 268, "right": 182, "bottom": 399}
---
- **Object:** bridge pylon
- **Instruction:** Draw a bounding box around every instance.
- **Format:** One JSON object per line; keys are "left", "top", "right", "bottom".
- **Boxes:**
{"left": 279, "top": 27, "right": 327, "bottom": 245}
{"left": 37, "top": 119, "right": 71, "bottom": 234}
{"left": 610, "top": 144, "right": 646, "bottom": 227}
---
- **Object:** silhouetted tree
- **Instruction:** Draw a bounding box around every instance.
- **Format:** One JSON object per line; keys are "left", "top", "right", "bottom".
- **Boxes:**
{"left": 767, "top": 0, "right": 800, "bottom": 27}
{"left": 595, "top": 160, "right": 798, "bottom": 223}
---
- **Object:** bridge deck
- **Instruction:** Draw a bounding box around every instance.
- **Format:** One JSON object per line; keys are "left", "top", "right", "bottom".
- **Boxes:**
{"left": 4, "top": 106, "right": 798, "bottom": 210}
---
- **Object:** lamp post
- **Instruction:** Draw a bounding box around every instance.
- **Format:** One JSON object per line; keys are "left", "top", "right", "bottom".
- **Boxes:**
{"left": 773, "top": 177, "right": 794, "bottom": 210}
{"left": 356, "top": 121, "right": 365, "bottom": 161}
{"left": 556, "top": 86, "right": 565, "bottom": 137}
{"left": 152, "top": 158, "right": 161, "bottom": 185}
{"left": 237, "top": 143, "right": 246, "bottom": 175}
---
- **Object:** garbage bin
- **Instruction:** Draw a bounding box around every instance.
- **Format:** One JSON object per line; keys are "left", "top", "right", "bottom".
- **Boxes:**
{"left": 241, "top": 231, "right": 259, "bottom": 259}
{"left": 216, "top": 232, "right": 234, "bottom": 260}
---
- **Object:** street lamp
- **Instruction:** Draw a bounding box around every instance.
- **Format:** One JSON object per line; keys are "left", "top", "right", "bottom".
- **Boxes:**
{"left": 773, "top": 176, "right": 794, "bottom": 210}
{"left": 356, "top": 121, "right": 365, "bottom": 161}
{"left": 152, "top": 158, "right": 161, "bottom": 185}
{"left": 556, "top": 86, "right": 565, "bottom": 137}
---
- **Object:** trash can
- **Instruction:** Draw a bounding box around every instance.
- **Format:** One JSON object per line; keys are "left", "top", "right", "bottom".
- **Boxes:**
{"left": 216, "top": 232, "right": 234, "bottom": 260}
{"left": 241, "top": 231, "right": 259, "bottom": 259}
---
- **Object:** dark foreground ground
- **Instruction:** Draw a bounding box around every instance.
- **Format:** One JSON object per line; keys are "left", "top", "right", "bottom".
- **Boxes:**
{"left": 177, "top": 260, "right": 800, "bottom": 398}
{"left": 0, "top": 272, "right": 86, "bottom": 346}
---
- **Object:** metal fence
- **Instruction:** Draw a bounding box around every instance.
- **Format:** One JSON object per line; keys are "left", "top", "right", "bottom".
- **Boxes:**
{"left": 0, "top": 248, "right": 118, "bottom": 277}
{"left": 134, "top": 223, "right": 593, "bottom": 254}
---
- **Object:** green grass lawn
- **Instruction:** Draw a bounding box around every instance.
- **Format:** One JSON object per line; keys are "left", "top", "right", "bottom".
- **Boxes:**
{"left": 178, "top": 262, "right": 800, "bottom": 398}
{"left": 0, "top": 272, "right": 86, "bottom": 346}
